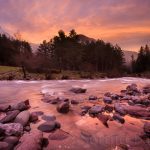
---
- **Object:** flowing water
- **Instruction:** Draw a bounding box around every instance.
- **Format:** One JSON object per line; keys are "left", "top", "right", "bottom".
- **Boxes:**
{"left": 0, "top": 77, "right": 150, "bottom": 150}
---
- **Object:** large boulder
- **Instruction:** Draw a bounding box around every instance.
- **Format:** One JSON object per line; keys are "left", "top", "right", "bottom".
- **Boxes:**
{"left": 38, "top": 121, "right": 60, "bottom": 132}
{"left": 70, "top": 87, "right": 86, "bottom": 94}
{"left": 0, "top": 110, "right": 20, "bottom": 123}
{"left": 57, "top": 102, "right": 70, "bottom": 113}
{"left": 89, "top": 105, "right": 104, "bottom": 117}
{"left": 15, "top": 129, "right": 43, "bottom": 150}
{"left": 0, "top": 123, "right": 23, "bottom": 136}
{"left": 14, "top": 111, "right": 30, "bottom": 126}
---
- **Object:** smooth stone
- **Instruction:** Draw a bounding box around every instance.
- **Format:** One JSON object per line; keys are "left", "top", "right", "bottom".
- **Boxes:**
{"left": 14, "top": 111, "right": 30, "bottom": 127}
{"left": 3, "top": 136, "right": 19, "bottom": 145}
{"left": 0, "top": 105, "right": 10, "bottom": 112}
{"left": 48, "top": 129, "right": 69, "bottom": 140}
{"left": 11, "top": 101, "right": 29, "bottom": 111}
{"left": 57, "top": 102, "right": 70, "bottom": 113}
{"left": 0, "top": 110, "right": 20, "bottom": 123}
{"left": 71, "top": 100, "right": 79, "bottom": 104}
{"left": 103, "top": 96, "right": 112, "bottom": 104}
{"left": 41, "top": 115, "right": 56, "bottom": 121}
{"left": 70, "top": 87, "right": 86, "bottom": 94}
{"left": 114, "top": 103, "right": 127, "bottom": 116}
{"left": 89, "top": 105, "right": 104, "bottom": 117}
{"left": 89, "top": 95, "right": 97, "bottom": 100}
{"left": 113, "top": 113, "right": 125, "bottom": 124}
{"left": 97, "top": 114, "right": 110, "bottom": 127}
{"left": 0, "top": 141, "right": 9, "bottom": 150}
{"left": 38, "top": 121, "right": 59, "bottom": 132}
{"left": 29, "top": 112, "right": 38, "bottom": 122}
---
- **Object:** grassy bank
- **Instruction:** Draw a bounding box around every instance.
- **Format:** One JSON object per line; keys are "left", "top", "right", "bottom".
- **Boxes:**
{"left": 0, "top": 65, "right": 149, "bottom": 80}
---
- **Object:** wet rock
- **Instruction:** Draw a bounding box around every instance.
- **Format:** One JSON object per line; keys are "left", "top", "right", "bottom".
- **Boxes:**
{"left": 41, "top": 115, "right": 56, "bottom": 121}
{"left": 57, "top": 102, "right": 70, "bottom": 113}
{"left": 29, "top": 112, "right": 38, "bottom": 122}
{"left": 89, "top": 95, "right": 97, "bottom": 100}
{"left": 3, "top": 136, "right": 19, "bottom": 145}
{"left": 104, "top": 92, "right": 111, "bottom": 97}
{"left": 142, "top": 85, "right": 150, "bottom": 94}
{"left": 105, "top": 105, "right": 114, "bottom": 113}
{"left": 48, "top": 129, "right": 69, "bottom": 140}
{"left": 15, "top": 129, "right": 43, "bottom": 150}
{"left": 124, "top": 105, "right": 150, "bottom": 119}
{"left": 103, "top": 96, "right": 112, "bottom": 104}
{"left": 97, "top": 114, "right": 110, "bottom": 127}
{"left": 38, "top": 121, "right": 60, "bottom": 132}
{"left": 80, "top": 106, "right": 91, "bottom": 116}
{"left": 11, "top": 101, "right": 29, "bottom": 111}
{"left": 114, "top": 103, "right": 127, "bottom": 116}
{"left": 0, "top": 110, "right": 20, "bottom": 123}
{"left": 0, "top": 123, "right": 23, "bottom": 136}
{"left": 89, "top": 105, "right": 104, "bottom": 117}
{"left": 113, "top": 113, "right": 125, "bottom": 124}
{"left": 14, "top": 111, "right": 30, "bottom": 127}
{"left": 70, "top": 87, "right": 86, "bottom": 94}
{"left": 111, "top": 94, "right": 120, "bottom": 100}
{"left": 71, "top": 99, "right": 79, "bottom": 105}
{"left": 126, "top": 84, "right": 140, "bottom": 95}
{"left": 32, "top": 111, "right": 44, "bottom": 116}
{"left": 0, "top": 105, "right": 10, "bottom": 112}
{"left": 0, "top": 141, "right": 9, "bottom": 150}
{"left": 143, "top": 122, "right": 150, "bottom": 137}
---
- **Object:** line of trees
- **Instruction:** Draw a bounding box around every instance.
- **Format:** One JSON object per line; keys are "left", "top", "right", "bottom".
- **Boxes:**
{"left": 0, "top": 29, "right": 150, "bottom": 77}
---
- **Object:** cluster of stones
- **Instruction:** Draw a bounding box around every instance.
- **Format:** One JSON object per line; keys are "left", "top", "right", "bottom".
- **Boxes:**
{"left": 0, "top": 99, "right": 65, "bottom": 150}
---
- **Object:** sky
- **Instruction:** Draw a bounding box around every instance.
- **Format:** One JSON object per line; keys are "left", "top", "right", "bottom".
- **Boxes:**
{"left": 0, "top": 0, "right": 150, "bottom": 51}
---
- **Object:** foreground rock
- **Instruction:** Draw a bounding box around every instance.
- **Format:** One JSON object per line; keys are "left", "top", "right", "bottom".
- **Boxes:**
{"left": 0, "top": 123, "right": 23, "bottom": 136}
{"left": 38, "top": 121, "right": 60, "bottom": 132}
{"left": 0, "top": 104, "right": 10, "bottom": 112}
{"left": 89, "top": 105, "right": 104, "bottom": 117}
{"left": 14, "top": 111, "right": 30, "bottom": 126}
{"left": 70, "top": 87, "right": 86, "bottom": 94}
{"left": 97, "top": 114, "right": 110, "bottom": 127}
{"left": 103, "top": 96, "right": 112, "bottom": 104}
{"left": 29, "top": 112, "right": 39, "bottom": 122}
{"left": 0, "top": 110, "right": 20, "bottom": 123}
{"left": 11, "top": 101, "right": 30, "bottom": 111}
{"left": 15, "top": 129, "right": 43, "bottom": 150}
{"left": 113, "top": 113, "right": 125, "bottom": 124}
{"left": 57, "top": 102, "right": 70, "bottom": 113}
{"left": 0, "top": 141, "right": 9, "bottom": 150}
{"left": 143, "top": 122, "right": 150, "bottom": 137}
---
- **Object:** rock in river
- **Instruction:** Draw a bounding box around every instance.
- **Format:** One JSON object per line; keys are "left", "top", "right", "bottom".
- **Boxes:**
{"left": 89, "top": 105, "right": 104, "bottom": 117}
{"left": 103, "top": 96, "right": 112, "bottom": 104}
{"left": 113, "top": 113, "right": 125, "bottom": 124}
{"left": 38, "top": 121, "right": 60, "bottom": 132}
{"left": 15, "top": 129, "right": 43, "bottom": 150}
{"left": 57, "top": 102, "right": 70, "bottom": 113}
{"left": 14, "top": 111, "right": 30, "bottom": 127}
{"left": 70, "top": 87, "right": 86, "bottom": 94}
{"left": 89, "top": 95, "right": 97, "bottom": 100}
{"left": 0, "top": 110, "right": 20, "bottom": 123}
{"left": 0, "top": 123, "right": 23, "bottom": 136}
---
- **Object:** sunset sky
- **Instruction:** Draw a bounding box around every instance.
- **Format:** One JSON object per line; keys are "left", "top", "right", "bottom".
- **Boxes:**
{"left": 0, "top": 0, "right": 150, "bottom": 51}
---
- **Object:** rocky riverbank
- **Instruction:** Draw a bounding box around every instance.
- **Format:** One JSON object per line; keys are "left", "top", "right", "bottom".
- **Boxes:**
{"left": 0, "top": 81, "right": 150, "bottom": 150}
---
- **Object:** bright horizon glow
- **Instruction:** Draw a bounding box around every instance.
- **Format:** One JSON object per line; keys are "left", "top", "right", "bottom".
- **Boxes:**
{"left": 0, "top": 0, "right": 150, "bottom": 51}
